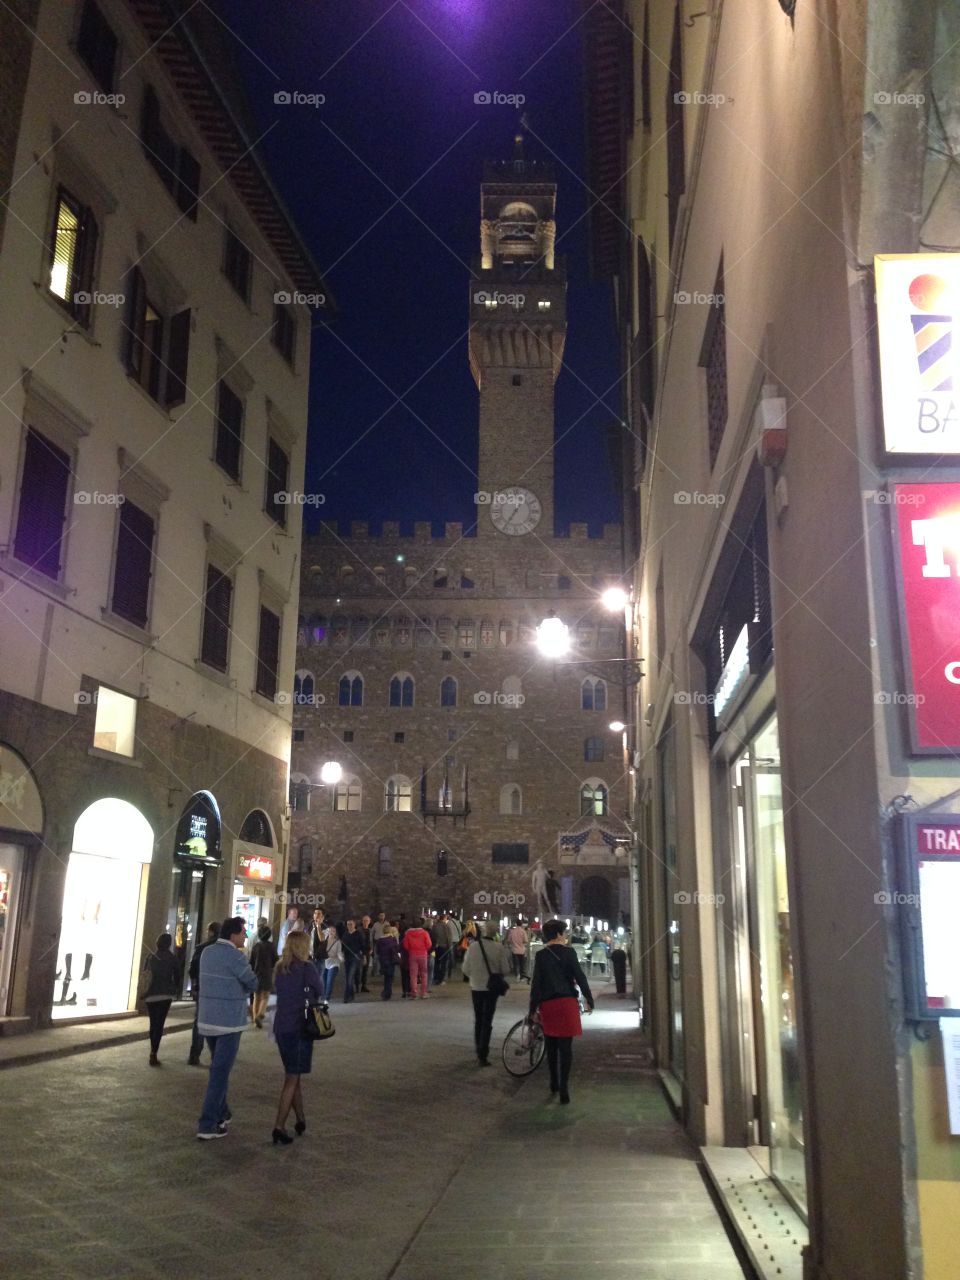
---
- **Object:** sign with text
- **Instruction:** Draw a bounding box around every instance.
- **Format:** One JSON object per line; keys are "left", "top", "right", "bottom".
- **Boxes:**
{"left": 898, "top": 815, "right": 960, "bottom": 1020}
{"left": 876, "top": 254, "right": 960, "bottom": 453}
{"left": 237, "top": 852, "right": 275, "bottom": 882}
{"left": 892, "top": 484, "right": 960, "bottom": 752}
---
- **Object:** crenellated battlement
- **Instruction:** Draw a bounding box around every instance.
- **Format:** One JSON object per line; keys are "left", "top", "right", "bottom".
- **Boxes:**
{"left": 313, "top": 520, "right": 621, "bottom": 545}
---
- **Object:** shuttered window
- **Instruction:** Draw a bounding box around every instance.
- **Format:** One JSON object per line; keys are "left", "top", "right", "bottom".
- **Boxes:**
{"left": 256, "top": 605, "right": 281, "bottom": 699}
{"left": 111, "top": 500, "right": 155, "bottom": 627}
{"left": 124, "top": 267, "right": 190, "bottom": 408}
{"left": 140, "top": 86, "right": 200, "bottom": 220}
{"left": 273, "top": 301, "right": 296, "bottom": 364}
{"left": 200, "top": 564, "right": 232, "bottom": 671}
{"left": 666, "top": 5, "right": 686, "bottom": 253}
{"left": 265, "top": 437, "right": 290, "bottom": 526}
{"left": 77, "top": 0, "right": 118, "bottom": 93}
{"left": 47, "top": 186, "right": 98, "bottom": 327}
{"left": 13, "top": 429, "right": 71, "bottom": 579}
{"left": 224, "top": 228, "right": 252, "bottom": 301}
{"left": 214, "top": 381, "right": 244, "bottom": 480}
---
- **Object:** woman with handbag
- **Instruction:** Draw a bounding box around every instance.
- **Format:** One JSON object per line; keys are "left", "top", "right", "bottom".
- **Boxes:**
{"left": 142, "top": 933, "right": 180, "bottom": 1066}
{"left": 271, "top": 931, "right": 324, "bottom": 1145}
{"left": 528, "top": 918, "right": 594, "bottom": 1104}
{"left": 462, "top": 921, "right": 512, "bottom": 1066}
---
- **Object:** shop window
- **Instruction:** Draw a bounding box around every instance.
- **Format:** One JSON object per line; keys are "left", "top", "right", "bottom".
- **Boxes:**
{"left": 584, "top": 735, "right": 605, "bottom": 763}
{"left": 47, "top": 186, "right": 98, "bottom": 326}
{"left": 334, "top": 774, "right": 362, "bottom": 813}
{"left": 223, "top": 226, "right": 252, "bottom": 302}
{"left": 141, "top": 85, "right": 200, "bottom": 219}
{"left": 440, "top": 676, "right": 458, "bottom": 708}
{"left": 499, "top": 783, "right": 522, "bottom": 815}
{"left": 124, "top": 267, "right": 190, "bottom": 408}
{"left": 214, "top": 381, "right": 244, "bottom": 481}
{"left": 110, "top": 499, "right": 155, "bottom": 628}
{"left": 273, "top": 296, "right": 296, "bottom": 365}
{"left": 581, "top": 677, "right": 607, "bottom": 711}
{"left": 389, "top": 673, "right": 414, "bottom": 707}
{"left": 13, "top": 428, "right": 71, "bottom": 579}
{"left": 93, "top": 686, "right": 137, "bottom": 757}
{"left": 385, "top": 775, "right": 412, "bottom": 813}
{"left": 256, "top": 605, "right": 281, "bottom": 700}
{"left": 580, "top": 779, "right": 608, "bottom": 817}
{"left": 338, "top": 671, "right": 363, "bottom": 707}
{"left": 76, "top": 0, "right": 118, "bottom": 93}
{"left": 200, "top": 564, "right": 232, "bottom": 671}
{"left": 264, "top": 437, "right": 290, "bottom": 527}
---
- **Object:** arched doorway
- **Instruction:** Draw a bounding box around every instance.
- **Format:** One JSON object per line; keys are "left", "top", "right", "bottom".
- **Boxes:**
{"left": 53, "top": 798, "right": 154, "bottom": 1018}
{"left": 0, "top": 744, "right": 44, "bottom": 1016}
{"left": 168, "top": 792, "right": 223, "bottom": 993}
{"left": 579, "top": 876, "right": 612, "bottom": 921}
{"left": 233, "top": 808, "right": 281, "bottom": 944}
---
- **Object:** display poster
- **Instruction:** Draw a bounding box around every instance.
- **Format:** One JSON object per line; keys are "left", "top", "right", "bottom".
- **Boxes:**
{"left": 939, "top": 1018, "right": 960, "bottom": 1136}
{"left": 174, "top": 792, "right": 222, "bottom": 864}
{"left": 900, "top": 817, "right": 960, "bottom": 1018}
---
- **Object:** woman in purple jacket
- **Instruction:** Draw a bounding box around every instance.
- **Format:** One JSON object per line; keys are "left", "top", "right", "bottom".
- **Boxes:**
{"left": 376, "top": 925, "right": 402, "bottom": 1000}
{"left": 271, "top": 931, "right": 324, "bottom": 1145}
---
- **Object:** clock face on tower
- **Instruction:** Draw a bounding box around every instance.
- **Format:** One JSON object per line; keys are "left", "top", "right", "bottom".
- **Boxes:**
{"left": 489, "top": 487, "right": 542, "bottom": 535}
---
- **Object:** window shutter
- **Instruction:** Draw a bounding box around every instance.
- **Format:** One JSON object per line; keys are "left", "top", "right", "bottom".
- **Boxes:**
{"left": 124, "top": 266, "right": 146, "bottom": 376}
{"left": 165, "top": 308, "right": 191, "bottom": 408}
{"left": 177, "top": 149, "right": 201, "bottom": 220}
{"left": 201, "top": 565, "right": 232, "bottom": 671}
{"left": 76, "top": 204, "right": 99, "bottom": 328}
{"left": 265, "top": 438, "right": 290, "bottom": 526}
{"left": 215, "top": 382, "right": 244, "bottom": 479}
{"left": 111, "top": 500, "right": 155, "bottom": 626}
{"left": 13, "top": 429, "right": 71, "bottom": 579}
{"left": 256, "top": 606, "right": 281, "bottom": 699}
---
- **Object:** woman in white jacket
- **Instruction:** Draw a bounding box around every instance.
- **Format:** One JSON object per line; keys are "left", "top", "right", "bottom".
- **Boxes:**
{"left": 462, "top": 921, "right": 512, "bottom": 1066}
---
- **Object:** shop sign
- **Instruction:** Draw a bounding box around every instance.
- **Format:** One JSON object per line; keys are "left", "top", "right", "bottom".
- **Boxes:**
{"left": 0, "top": 745, "right": 43, "bottom": 834}
{"left": 897, "top": 814, "right": 960, "bottom": 1020}
{"left": 237, "top": 851, "right": 275, "bottom": 881}
{"left": 875, "top": 254, "right": 960, "bottom": 454}
{"left": 891, "top": 483, "right": 960, "bottom": 751}
{"left": 712, "top": 624, "right": 757, "bottom": 729}
{"left": 174, "top": 792, "right": 222, "bottom": 865}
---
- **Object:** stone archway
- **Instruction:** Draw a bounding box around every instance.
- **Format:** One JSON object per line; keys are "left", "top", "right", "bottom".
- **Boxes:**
{"left": 579, "top": 875, "right": 612, "bottom": 919}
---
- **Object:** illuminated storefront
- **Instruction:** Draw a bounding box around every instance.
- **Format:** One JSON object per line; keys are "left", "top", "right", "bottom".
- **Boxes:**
{"left": 52, "top": 798, "right": 153, "bottom": 1019}
{"left": 0, "top": 745, "right": 44, "bottom": 1017}
{"left": 231, "top": 809, "right": 281, "bottom": 943}
{"left": 167, "top": 791, "right": 222, "bottom": 994}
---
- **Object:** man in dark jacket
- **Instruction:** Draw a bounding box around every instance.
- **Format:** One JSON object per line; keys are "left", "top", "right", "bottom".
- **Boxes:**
{"left": 187, "top": 921, "right": 219, "bottom": 1065}
{"left": 357, "top": 914, "right": 373, "bottom": 992}
{"left": 340, "top": 919, "right": 364, "bottom": 1003}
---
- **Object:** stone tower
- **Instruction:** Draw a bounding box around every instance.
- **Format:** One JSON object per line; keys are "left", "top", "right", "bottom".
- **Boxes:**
{"left": 470, "top": 134, "right": 567, "bottom": 538}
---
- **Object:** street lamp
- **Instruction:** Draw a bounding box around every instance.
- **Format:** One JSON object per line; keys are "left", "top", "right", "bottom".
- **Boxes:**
{"left": 536, "top": 612, "right": 570, "bottom": 658}
{"left": 601, "top": 586, "right": 628, "bottom": 612}
{"left": 609, "top": 720, "right": 626, "bottom": 732}
{"left": 319, "top": 760, "right": 342, "bottom": 785}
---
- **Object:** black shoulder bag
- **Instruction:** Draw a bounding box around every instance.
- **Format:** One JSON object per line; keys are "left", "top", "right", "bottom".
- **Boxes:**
{"left": 478, "top": 937, "right": 510, "bottom": 998}
{"left": 303, "top": 984, "right": 335, "bottom": 1040}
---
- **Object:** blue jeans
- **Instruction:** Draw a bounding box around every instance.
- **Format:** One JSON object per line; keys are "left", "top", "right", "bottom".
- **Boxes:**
{"left": 343, "top": 955, "right": 359, "bottom": 1002}
{"left": 198, "top": 1032, "right": 242, "bottom": 1133}
{"left": 323, "top": 966, "right": 339, "bottom": 1000}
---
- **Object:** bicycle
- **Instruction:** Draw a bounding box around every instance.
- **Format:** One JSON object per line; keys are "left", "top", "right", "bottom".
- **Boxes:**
{"left": 501, "top": 1014, "right": 546, "bottom": 1076}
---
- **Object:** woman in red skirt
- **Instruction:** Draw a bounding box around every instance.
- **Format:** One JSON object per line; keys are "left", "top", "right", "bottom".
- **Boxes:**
{"left": 529, "top": 918, "right": 594, "bottom": 1103}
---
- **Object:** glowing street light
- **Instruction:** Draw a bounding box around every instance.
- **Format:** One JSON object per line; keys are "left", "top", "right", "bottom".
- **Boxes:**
{"left": 601, "top": 586, "right": 628, "bottom": 612}
{"left": 536, "top": 612, "right": 570, "bottom": 658}
{"left": 319, "top": 760, "right": 342, "bottom": 785}
{"left": 608, "top": 720, "right": 626, "bottom": 732}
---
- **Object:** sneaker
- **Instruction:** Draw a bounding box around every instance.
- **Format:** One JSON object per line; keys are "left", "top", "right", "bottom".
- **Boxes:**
{"left": 197, "top": 1124, "right": 228, "bottom": 1141}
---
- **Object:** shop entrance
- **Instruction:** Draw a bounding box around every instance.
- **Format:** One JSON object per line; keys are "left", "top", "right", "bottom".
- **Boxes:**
{"left": 168, "top": 791, "right": 223, "bottom": 994}
{"left": 52, "top": 799, "right": 153, "bottom": 1019}
{"left": 0, "top": 844, "right": 24, "bottom": 1015}
{"left": 731, "top": 714, "right": 806, "bottom": 1214}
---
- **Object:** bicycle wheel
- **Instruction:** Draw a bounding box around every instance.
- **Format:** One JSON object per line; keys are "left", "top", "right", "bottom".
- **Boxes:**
{"left": 501, "top": 1017, "right": 545, "bottom": 1077}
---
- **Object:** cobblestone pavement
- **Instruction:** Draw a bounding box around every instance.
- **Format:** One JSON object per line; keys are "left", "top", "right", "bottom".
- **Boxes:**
{"left": 2, "top": 980, "right": 749, "bottom": 1280}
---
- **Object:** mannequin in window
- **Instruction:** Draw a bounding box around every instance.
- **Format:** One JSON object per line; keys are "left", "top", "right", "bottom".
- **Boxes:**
{"left": 55, "top": 897, "right": 100, "bottom": 1005}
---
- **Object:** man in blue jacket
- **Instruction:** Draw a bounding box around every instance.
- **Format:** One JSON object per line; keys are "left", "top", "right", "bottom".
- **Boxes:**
{"left": 196, "top": 916, "right": 258, "bottom": 1140}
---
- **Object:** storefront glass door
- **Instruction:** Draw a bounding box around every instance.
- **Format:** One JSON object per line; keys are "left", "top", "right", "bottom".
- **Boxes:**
{"left": 168, "top": 864, "right": 208, "bottom": 997}
{"left": 734, "top": 715, "right": 806, "bottom": 1214}
{"left": 0, "top": 844, "right": 23, "bottom": 1015}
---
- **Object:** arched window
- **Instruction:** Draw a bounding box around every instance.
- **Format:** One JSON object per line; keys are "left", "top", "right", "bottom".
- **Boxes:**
{"left": 339, "top": 564, "right": 355, "bottom": 584}
{"left": 404, "top": 565, "right": 419, "bottom": 588}
{"left": 505, "top": 739, "right": 519, "bottom": 762}
{"left": 499, "top": 783, "right": 522, "bottom": 815}
{"left": 581, "top": 677, "right": 607, "bottom": 711}
{"left": 479, "top": 618, "right": 495, "bottom": 646}
{"left": 433, "top": 568, "right": 448, "bottom": 589}
{"left": 584, "top": 735, "right": 605, "bottom": 763}
{"left": 499, "top": 620, "right": 514, "bottom": 646}
{"left": 440, "top": 676, "right": 458, "bottom": 707}
{"left": 293, "top": 669, "right": 314, "bottom": 705}
{"left": 436, "top": 616, "right": 454, "bottom": 645}
{"left": 372, "top": 565, "right": 387, "bottom": 583}
{"left": 289, "top": 773, "right": 311, "bottom": 812}
{"left": 389, "top": 673, "right": 414, "bottom": 707}
{"left": 385, "top": 775, "right": 412, "bottom": 813}
{"left": 334, "top": 773, "right": 362, "bottom": 812}
{"left": 458, "top": 619, "right": 476, "bottom": 648}
{"left": 378, "top": 843, "right": 393, "bottom": 876}
{"left": 338, "top": 671, "right": 363, "bottom": 707}
{"left": 580, "top": 779, "right": 608, "bottom": 817}
{"left": 461, "top": 568, "right": 475, "bottom": 589}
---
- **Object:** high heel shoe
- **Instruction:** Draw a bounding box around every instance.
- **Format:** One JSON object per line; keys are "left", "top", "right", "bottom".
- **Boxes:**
{"left": 272, "top": 1128, "right": 293, "bottom": 1145}
{"left": 294, "top": 1118, "right": 306, "bottom": 1136}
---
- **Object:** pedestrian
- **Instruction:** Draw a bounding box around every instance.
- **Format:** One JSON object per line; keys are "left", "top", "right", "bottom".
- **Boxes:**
{"left": 459, "top": 918, "right": 477, "bottom": 982}
{"left": 398, "top": 919, "right": 412, "bottom": 998}
{"left": 446, "top": 912, "right": 463, "bottom": 974}
{"left": 249, "top": 924, "right": 278, "bottom": 1027}
{"left": 246, "top": 915, "right": 269, "bottom": 957}
{"left": 270, "top": 930, "right": 324, "bottom": 1145}
{"left": 370, "top": 910, "right": 387, "bottom": 977}
{"left": 358, "top": 913, "right": 373, "bottom": 992}
{"left": 276, "top": 905, "right": 300, "bottom": 956}
{"left": 322, "top": 921, "right": 343, "bottom": 1001}
{"left": 196, "top": 917, "right": 258, "bottom": 1140}
{"left": 187, "top": 921, "right": 219, "bottom": 1065}
{"left": 505, "top": 919, "right": 529, "bottom": 980}
{"left": 311, "top": 906, "right": 327, "bottom": 965}
{"left": 142, "top": 933, "right": 180, "bottom": 1066}
{"left": 340, "top": 918, "right": 364, "bottom": 1002}
{"left": 403, "top": 918, "right": 433, "bottom": 999}
{"left": 462, "top": 920, "right": 512, "bottom": 1066}
{"left": 528, "top": 918, "right": 594, "bottom": 1104}
{"left": 376, "top": 925, "right": 402, "bottom": 1000}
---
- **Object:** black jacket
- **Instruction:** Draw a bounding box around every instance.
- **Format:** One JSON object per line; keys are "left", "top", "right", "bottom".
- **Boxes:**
{"left": 341, "top": 930, "right": 365, "bottom": 961}
{"left": 188, "top": 939, "right": 214, "bottom": 998}
{"left": 529, "top": 944, "right": 594, "bottom": 1013}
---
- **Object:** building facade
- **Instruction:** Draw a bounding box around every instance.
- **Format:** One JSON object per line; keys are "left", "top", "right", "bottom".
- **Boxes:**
{"left": 290, "top": 144, "right": 630, "bottom": 926}
{"left": 583, "top": 0, "right": 960, "bottom": 1277}
{"left": 0, "top": 0, "right": 327, "bottom": 1028}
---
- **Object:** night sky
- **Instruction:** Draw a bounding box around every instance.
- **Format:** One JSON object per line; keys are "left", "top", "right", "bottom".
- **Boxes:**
{"left": 209, "top": 0, "right": 621, "bottom": 535}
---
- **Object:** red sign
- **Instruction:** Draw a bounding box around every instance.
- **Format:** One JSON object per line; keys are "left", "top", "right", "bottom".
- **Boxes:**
{"left": 915, "top": 823, "right": 960, "bottom": 856}
{"left": 893, "top": 483, "right": 960, "bottom": 750}
{"left": 238, "top": 852, "right": 274, "bottom": 881}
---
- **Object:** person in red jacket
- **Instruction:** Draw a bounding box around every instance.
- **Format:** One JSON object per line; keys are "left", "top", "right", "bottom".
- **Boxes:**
{"left": 403, "top": 920, "right": 433, "bottom": 999}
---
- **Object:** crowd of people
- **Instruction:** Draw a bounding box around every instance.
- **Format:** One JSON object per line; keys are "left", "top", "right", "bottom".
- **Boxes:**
{"left": 139, "top": 908, "right": 613, "bottom": 1141}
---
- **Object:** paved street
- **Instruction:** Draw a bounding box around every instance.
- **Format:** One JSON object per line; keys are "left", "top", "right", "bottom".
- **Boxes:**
{"left": 1, "top": 981, "right": 749, "bottom": 1280}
